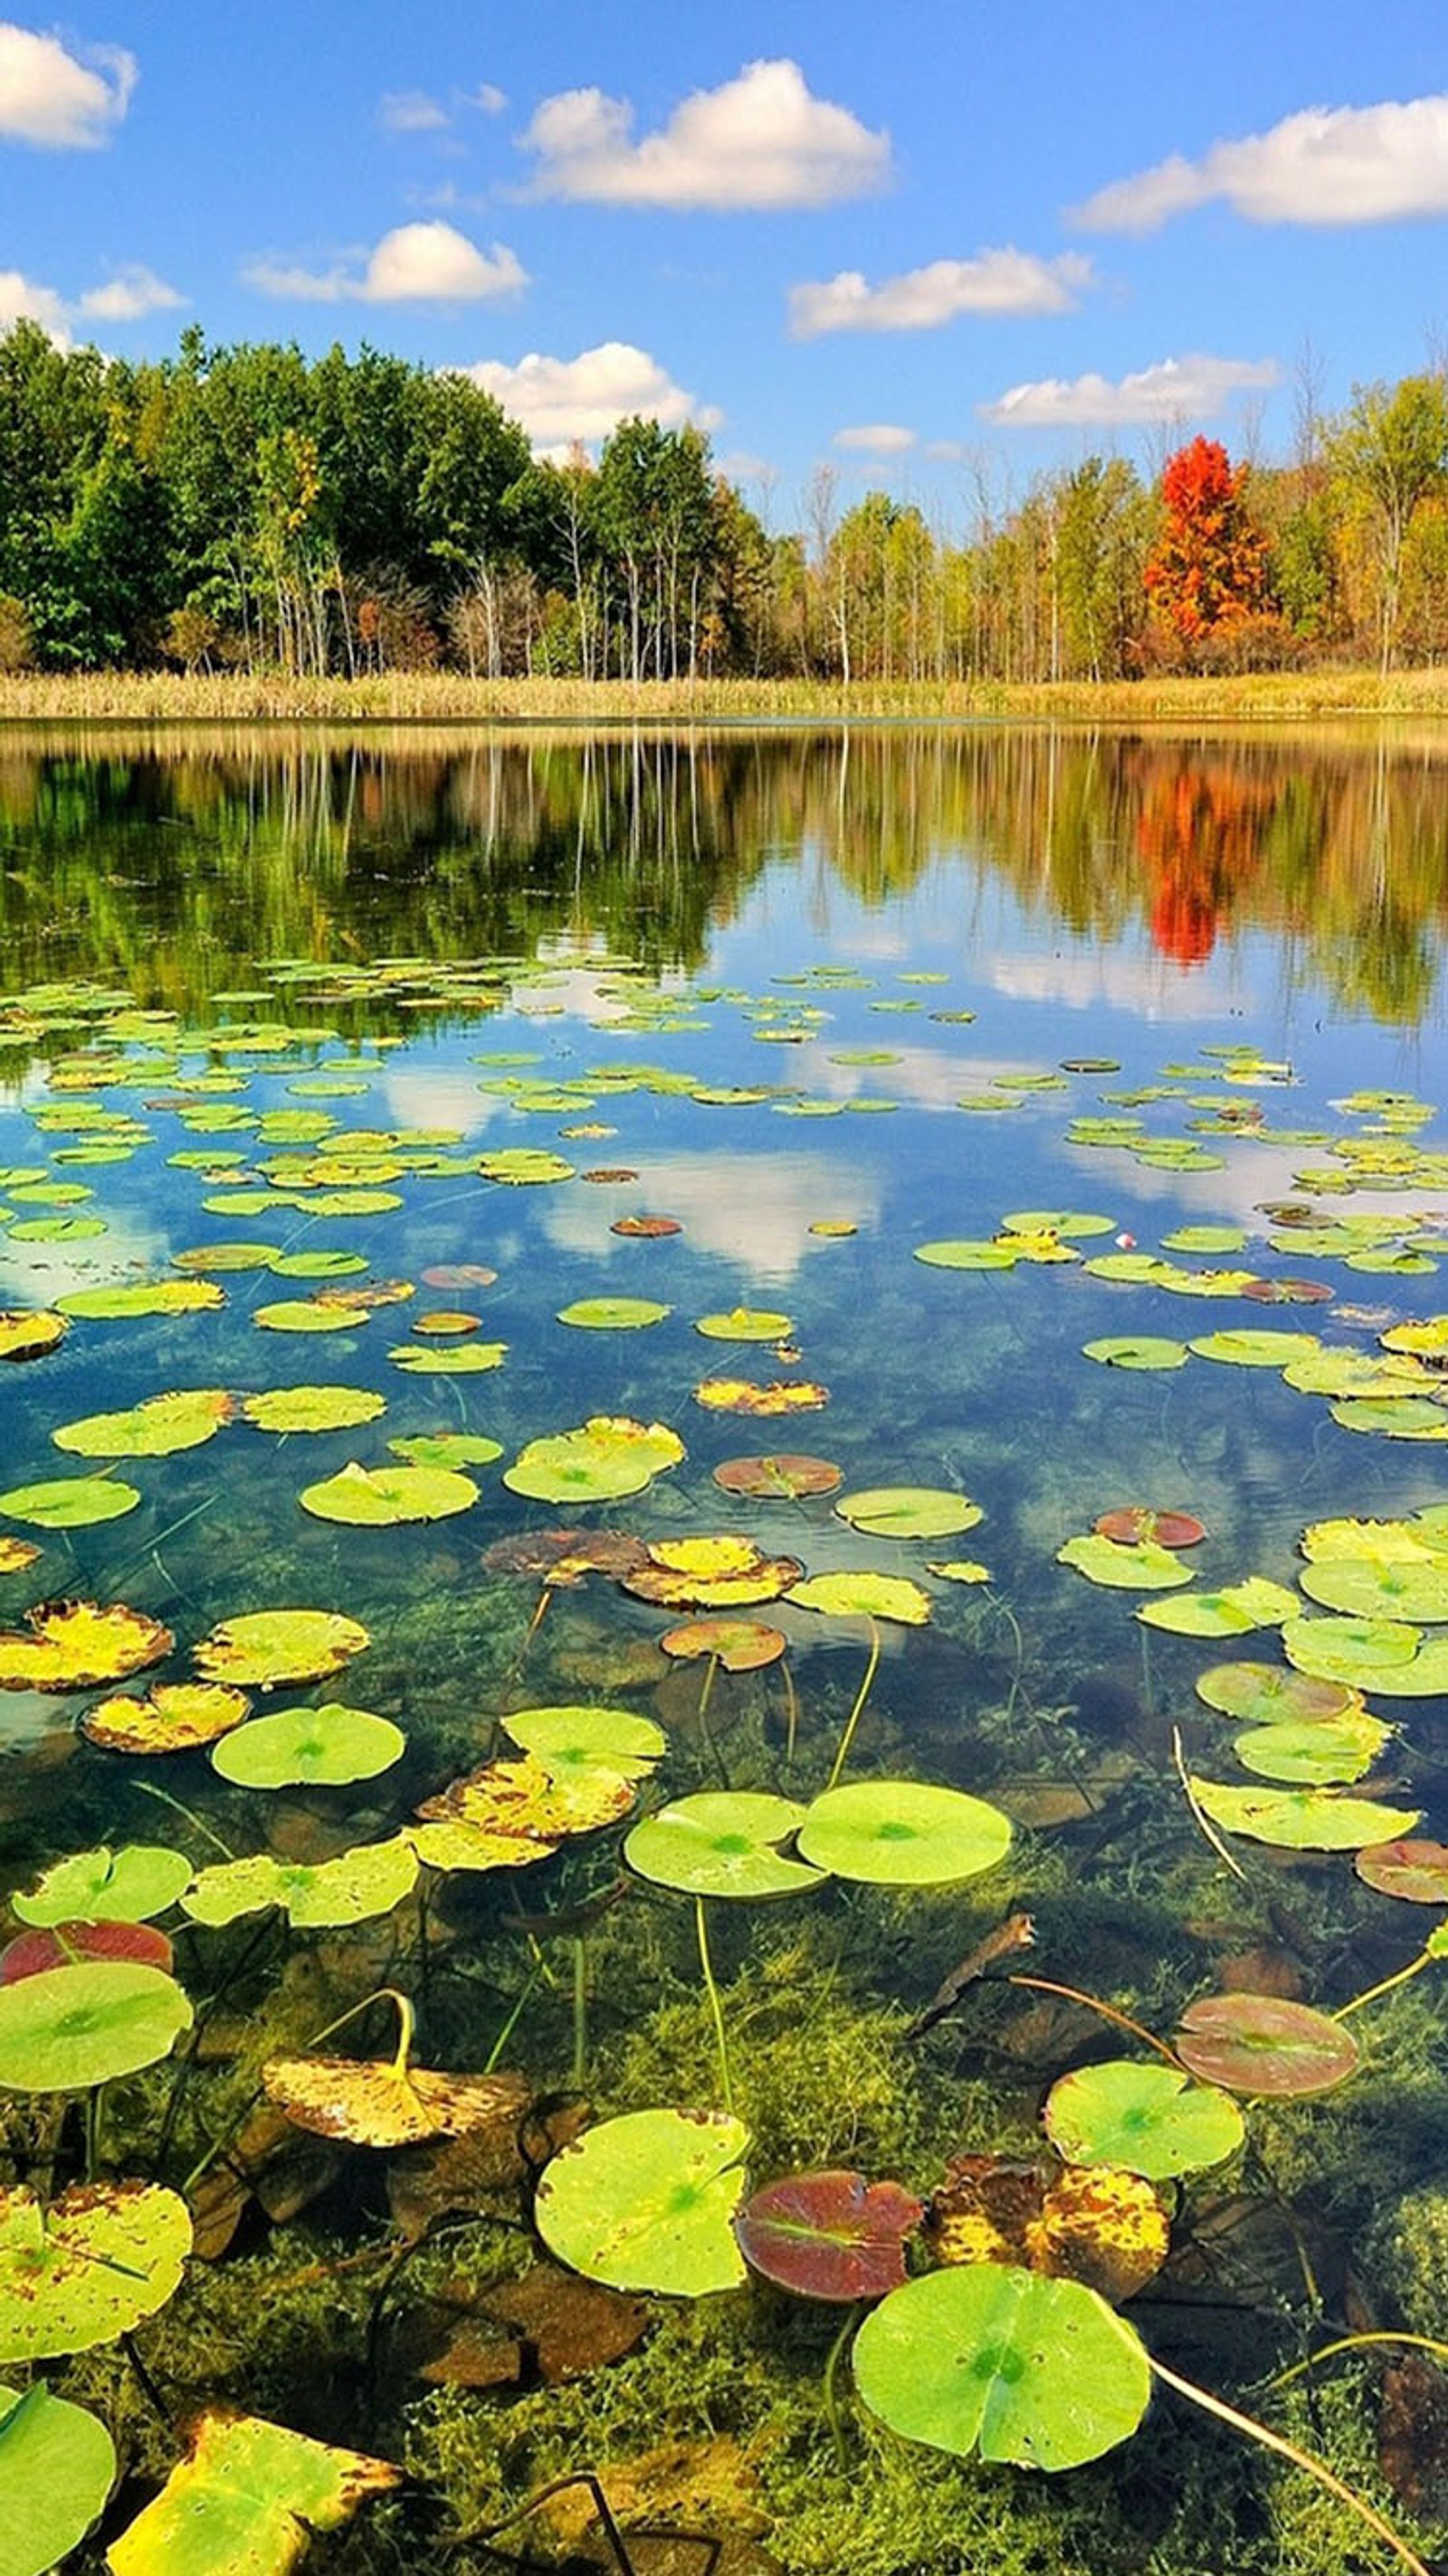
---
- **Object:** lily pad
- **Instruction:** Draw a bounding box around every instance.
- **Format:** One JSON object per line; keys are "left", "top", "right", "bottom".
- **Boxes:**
{"left": 835, "top": 1489, "right": 982, "bottom": 1542}
{"left": 796, "top": 1781, "right": 1011, "bottom": 1887}
{"left": 504, "top": 1417, "right": 683, "bottom": 1504}
{"left": 13, "top": 1844, "right": 192, "bottom": 1926}
{"left": 915, "top": 1238, "right": 1019, "bottom": 1271}
{"left": 53, "top": 1389, "right": 233, "bottom": 1458}
{"left": 0, "top": 1922, "right": 173, "bottom": 1984}
{"left": 0, "top": 1311, "right": 68, "bottom": 1364}
{"left": 693, "top": 1379, "right": 829, "bottom": 1416}
{"left": 557, "top": 1298, "right": 672, "bottom": 1331}
{"left": 1298, "top": 1559, "right": 1448, "bottom": 1623}
{"left": 299, "top": 1461, "right": 479, "bottom": 1526}
{"left": 1233, "top": 1710, "right": 1392, "bottom": 1784}
{"left": 0, "top": 2382, "right": 116, "bottom": 2576}
{"left": 1195, "top": 1663, "right": 1360, "bottom": 1726}
{"left": 734, "top": 2170, "right": 922, "bottom": 2301}
{"left": 254, "top": 1299, "right": 369, "bottom": 1334}
{"left": 388, "top": 1341, "right": 507, "bottom": 1374}
{"left": 623, "top": 1538, "right": 803, "bottom": 1611}
{"left": 194, "top": 1609, "right": 370, "bottom": 1688}
{"left": 500, "top": 1703, "right": 666, "bottom": 1780}
{"left": 1043, "top": 2057, "right": 1244, "bottom": 2180}
{"left": 1330, "top": 1396, "right": 1448, "bottom": 1439}
{"left": 242, "top": 1387, "right": 386, "bottom": 1436}
{"left": 1174, "top": 1994, "right": 1360, "bottom": 2098}
{"left": 711, "top": 1455, "right": 843, "bottom": 1499}
{"left": 0, "top": 2181, "right": 191, "bottom": 2361}
{"left": 105, "top": 2411, "right": 400, "bottom": 2576}
{"left": 387, "top": 1433, "right": 503, "bottom": 1471}
{"left": 1281, "top": 1614, "right": 1423, "bottom": 1684}
{"left": 535, "top": 2107, "right": 750, "bottom": 2296}
{"left": 1057, "top": 1534, "right": 1193, "bottom": 1591}
{"left": 853, "top": 2264, "right": 1151, "bottom": 2471}
{"left": 926, "top": 2155, "right": 1169, "bottom": 2304}
{"left": 0, "top": 1476, "right": 139, "bottom": 1529}
{"left": 182, "top": 1837, "right": 419, "bottom": 1929}
{"left": 694, "top": 1309, "right": 794, "bottom": 1341}
{"left": 790, "top": 1571, "right": 932, "bottom": 1626}
{"left": 1082, "top": 1337, "right": 1189, "bottom": 1370}
{"left": 1137, "top": 1579, "right": 1297, "bottom": 1637}
{"left": 660, "top": 1618, "right": 786, "bottom": 1673}
{"left": 1188, "top": 1330, "right": 1322, "bottom": 1369}
{"left": 1356, "top": 1839, "right": 1448, "bottom": 1903}
{"left": 625, "top": 1793, "right": 824, "bottom": 1899}
{"left": 81, "top": 1684, "right": 251, "bottom": 1755}
{"left": 0, "top": 1961, "right": 193, "bottom": 2091}
{"left": 262, "top": 2055, "right": 525, "bottom": 2147}
{"left": 0, "top": 1599, "right": 173, "bottom": 1693}
{"left": 56, "top": 1280, "right": 224, "bottom": 1321}
{"left": 1188, "top": 1777, "right": 1422, "bottom": 1849}
{"left": 212, "top": 1703, "right": 406, "bottom": 1789}
{"left": 1095, "top": 1508, "right": 1206, "bottom": 1549}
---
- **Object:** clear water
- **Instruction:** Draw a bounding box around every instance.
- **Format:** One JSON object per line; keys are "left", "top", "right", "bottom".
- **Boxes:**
{"left": 4, "top": 725, "right": 1448, "bottom": 2575}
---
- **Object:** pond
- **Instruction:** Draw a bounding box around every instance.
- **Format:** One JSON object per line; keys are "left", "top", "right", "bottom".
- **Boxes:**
{"left": 3, "top": 723, "right": 1448, "bottom": 2576}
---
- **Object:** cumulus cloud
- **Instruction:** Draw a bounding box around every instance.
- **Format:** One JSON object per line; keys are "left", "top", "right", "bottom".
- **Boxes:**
{"left": 834, "top": 423, "right": 917, "bottom": 454}
{"left": 0, "top": 266, "right": 68, "bottom": 339}
{"left": 244, "top": 222, "right": 527, "bottom": 304}
{"left": 791, "top": 248, "right": 1093, "bottom": 337}
{"left": 980, "top": 352, "right": 1280, "bottom": 429}
{"left": 460, "top": 341, "right": 720, "bottom": 451}
{"left": 76, "top": 263, "right": 183, "bottom": 321}
{"left": 0, "top": 19, "right": 135, "bottom": 146}
{"left": 380, "top": 88, "right": 450, "bottom": 133}
{"left": 1076, "top": 94, "right": 1448, "bottom": 232}
{"left": 467, "top": 82, "right": 507, "bottom": 115}
{"left": 520, "top": 57, "right": 890, "bottom": 209}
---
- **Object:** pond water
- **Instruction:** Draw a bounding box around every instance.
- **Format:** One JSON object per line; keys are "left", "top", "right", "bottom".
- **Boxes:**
{"left": 4, "top": 725, "right": 1448, "bottom": 2576}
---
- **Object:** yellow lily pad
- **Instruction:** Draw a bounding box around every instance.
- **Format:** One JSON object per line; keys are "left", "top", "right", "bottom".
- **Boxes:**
{"left": 193, "top": 1608, "right": 370, "bottom": 1689}
{"left": 81, "top": 1683, "right": 252, "bottom": 1754}
{"left": 0, "top": 1599, "right": 174, "bottom": 1693}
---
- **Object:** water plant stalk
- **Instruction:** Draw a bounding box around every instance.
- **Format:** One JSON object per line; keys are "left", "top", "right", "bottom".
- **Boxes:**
{"left": 1268, "top": 2330, "right": 1448, "bottom": 2391}
{"left": 826, "top": 1616, "right": 881, "bottom": 1791}
{"left": 1171, "top": 1724, "right": 1248, "bottom": 1884}
{"left": 822, "top": 2303, "right": 860, "bottom": 2468}
{"left": 1006, "top": 1972, "right": 1184, "bottom": 2067}
{"left": 1335, "top": 1943, "right": 1441, "bottom": 2020}
{"left": 695, "top": 1895, "right": 734, "bottom": 2113}
{"left": 572, "top": 1935, "right": 588, "bottom": 2089}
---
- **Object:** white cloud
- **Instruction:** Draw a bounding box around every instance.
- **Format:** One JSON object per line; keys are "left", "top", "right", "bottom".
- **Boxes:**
{"left": 381, "top": 88, "right": 450, "bottom": 133}
{"left": 1075, "top": 94, "right": 1448, "bottom": 232}
{"left": 834, "top": 423, "right": 917, "bottom": 454}
{"left": 981, "top": 352, "right": 1280, "bottom": 428}
{"left": 0, "top": 267, "right": 68, "bottom": 339}
{"left": 520, "top": 57, "right": 890, "bottom": 209}
{"left": 76, "top": 263, "right": 183, "bottom": 321}
{"left": 244, "top": 222, "right": 527, "bottom": 304}
{"left": 0, "top": 20, "right": 135, "bottom": 146}
{"left": 466, "top": 82, "right": 507, "bottom": 116}
{"left": 461, "top": 341, "right": 720, "bottom": 450}
{"left": 791, "top": 248, "right": 1093, "bottom": 337}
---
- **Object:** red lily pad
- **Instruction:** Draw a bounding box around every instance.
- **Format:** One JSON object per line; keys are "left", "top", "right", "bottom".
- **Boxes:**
{"left": 1356, "top": 1839, "right": 1448, "bottom": 1904}
{"left": 582, "top": 1168, "right": 639, "bottom": 1184}
{"left": 660, "top": 1618, "right": 786, "bottom": 1672}
{"left": 1241, "top": 1278, "right": 1335, "bottom": 1304}
{"left": 712, "top": 1455, "right": 843, "bottom": 1499}
{"left": 1094, "top": 1507, "right": 1206, "bottom": 1550}
{"left": 611, "top": 1216, "right": 682, "bottom": 1238}
{"left": 421, "top": 1264, "right": 498, "bottom": 1291}
{"left": 1174, "top": 1993, "right": 1359, "bottom": 2098}
{"left": 733, "top": 2169, "right": 922, "bottom": 2301}
{"left": 0, "top": 1920, "right": 174, "bottom": 1984}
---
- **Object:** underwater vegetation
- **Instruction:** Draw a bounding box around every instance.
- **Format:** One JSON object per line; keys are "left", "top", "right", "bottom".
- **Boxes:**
{"left": 3, "top": 756, "right": 1448, "bottom": 2576}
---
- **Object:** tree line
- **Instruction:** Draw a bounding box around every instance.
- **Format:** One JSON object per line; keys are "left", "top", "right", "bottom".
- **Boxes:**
{"left": 2, "top": 319, "right": 1446, "bottom": 681}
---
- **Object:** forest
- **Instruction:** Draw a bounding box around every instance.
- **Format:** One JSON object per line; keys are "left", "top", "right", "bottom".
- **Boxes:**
{"left": 2, "top": 320, "right": 1448, "bottom": 683}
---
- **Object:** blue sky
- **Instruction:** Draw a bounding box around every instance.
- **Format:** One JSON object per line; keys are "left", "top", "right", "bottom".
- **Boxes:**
{"left": 2, "top": 2, "right": 1445, "bottom": 518}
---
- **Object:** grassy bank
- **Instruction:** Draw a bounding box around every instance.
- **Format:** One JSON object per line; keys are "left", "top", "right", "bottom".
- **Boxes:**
{"left": 5, "top": 666, "right": 1448, "bottom": 724}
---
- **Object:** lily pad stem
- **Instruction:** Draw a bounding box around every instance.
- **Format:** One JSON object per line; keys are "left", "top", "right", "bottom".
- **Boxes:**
{"left": 301, "top": 1986, "right": 414, "bottom": 2074}
{"left": 1149, "top": 2352, "right": 1431, "bottom": 2576}
{"left": 695, "top": 1896, "right": 734, "bottom": 2114}
{"left": 822, "top": 2303, "right": 860, "bottom": 2467}
{"left": 1172, "top": 1724, "right": 1249, "bottom": 1884}
{"left": 84, "top": 2082, "right": 106, "bottom": 2182}
{"left": 1267, "top": 2329, "right": 1448, "bottom": 2392}
{"left": 1335, "top": 1945, "right": 1437, "bottom": 2021}
{"left": 697, "top": 1652, "right": 719, "bottom": 1724}
{"left": 483, "top": 1959, "right": 545, "bottom": 2074}
{"left": 572, "top": 1936, "right": 588, "bottom": 2089}
{"left": 826, "top": 1617, "right": 881, "bottom": 1792}
{"left": 1007, "top": 1972, "right": 1184, "bottom": 2068}
{"left": 781, "top": 1655, "right": 799, "bottom": 1780}
{"left": 132, "top": 1777, "right": 234, "bottom": 1860}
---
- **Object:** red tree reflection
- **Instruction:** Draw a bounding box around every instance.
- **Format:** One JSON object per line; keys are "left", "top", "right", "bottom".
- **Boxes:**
{"left": 1136, "top": 762, "right": 1274, "bottom": 966}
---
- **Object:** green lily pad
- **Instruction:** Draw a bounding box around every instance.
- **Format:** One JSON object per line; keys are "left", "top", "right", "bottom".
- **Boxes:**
{"left": 557, "top": 1298, "right": 672, "bottom": 1331}
{"left": 796, "top": 1781, "right": 1011, "bottom": 1887}
{"left": 211, "top": 1703, "right": 406, "bottom": 1789}
{"left": 0, "top": 2181, "right": 191, "bottom": 2361}
{"left": 1232, "top": 1709, "right": 1391, "bottom": 1784}
{"left": 254, "top": 1299, "right": 368, "bottom": 1334}
{"left": 299, "top": 1461, "right": 479, "bottom": 1526}
{"left": 387, "top": 1433, "right": 504, "bottom": 1471}
{"left": 535, "top": 2107, "right": 750, "bottom": 2296}
{"left": 0, "top": 1961, "right": 193, "bottom": 2091}
{"left": 1001, "top": 1210, "right": 1114, "bottom": 1240}
{"left": 503, "top": 1418, "right": 682, "bottom": 1505}
{"left": 694, "top": 1309, "right": 794, "bottom": 1341}
{"left": 501, "top": 1703, "right": 667, "bottom": 1781}
{"left": 1189, "top": 1778, "right": 1422, "bottom": 1849}
{"left": 790, "top": 1571, "right": 932, "bottom": 1626}
{"left": 914, "top": 1239, "right": 1019, "bottom": 1271}
{"left": 53, "top": 1388, "right": 233, "bottom": 1458}
{"left": 1056, "top": 1534, "right": 1193, "bottom": 1591}
{"left": 54, "top": 1281, "right": 224, "bottom": 1321}
{"left": 1299, "top": 1559, "right": 1448, "bottom": 1622}
{"left": 1195, "top": 1663, "right": 1362, "bottom": 1726}
{"left": 853, "top": 2264, "right": 1151, "bottom": 2471}
{"left": 1174, "top": 1994, "right": 1360, "bottom": 2097}
{"left": 193, "top": 1608, "right": 370, "bottom": 1689}
{"left": 0, "top": 2382, "right": 116, "bottom": 2576}
{"left": 1188, "top": 1330, "right": 1322, "bottom": 1369}
{"left": 0, "top": 1475, "right": 139, "bottom": 1529}
{"left": 1043, "top": 2057, "right": 1244, "bottom": 2180}
{"left": 1137, "top": 1579, "right": 1297, "bottom": 1637}
{"left": 171, "top": 1242, "right": 281, "bottom": 1272}
{"left": 1330, "top": 1397, "right": 1448, "bottom": 1439}
{"left": 625, "top": 1793, "right": 824, "bottom": 1899}
{"left": 1281, "top": 1614, "right": 1422, "bottom": 1684}
{"left": 13, "top": 1844, "right": 192, "bottom": 1927}
{"left": 1082, "top": 1336, "right": 1188, "bottom": 1370}
{"left": 106, "top": 2410, "right": 400, "bottom": 2576}
{"left": 835, "top": 1489, "right": 982, "bottom": 1542}
{"left": 269, "top": 1248, "right": 369, "bottom": 1280}
{"left": 1161, "top": 1225, "right": 1247, "bottom": 1254}
{"left": 387, "top": 1340, "right": 507, "bottom": 1374}
{"left": 242, "top": 1387, "right": 386, "bottom": 1435}
{"left": 181, "top": 1837, "right": 419, "bottom": 1929}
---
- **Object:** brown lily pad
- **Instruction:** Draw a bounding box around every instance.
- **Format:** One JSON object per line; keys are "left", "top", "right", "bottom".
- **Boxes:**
{"left": 387, "top": 2094, "right": 584, "bottom": 2242}
{"left": 712, "top": 1454, "right": 843, "bottom": 1500}
{"left": 1174, "top": 1993, "right": 1360, "bottom": 2098}
{"left": 480, "top": 2261, "right": 650, "bottom": 2381}
{"left": 0, "top": 1309, "right": 68, "bottom": 1363}
{"left": 582, "top": 1167, "right": 639, "bottom": 1184}
{"left": 413, "top": 1311, "right": 481, "bottom": 1337}
{"left": 925, "top": 2153, "right": 1169, "bottom": 2305}
{"left": 482, "top": 1529, "right": 588, "bottom": 1579}
{"left": 660, "top": 1619, "right": 787, "bottom": 1673}
{"left": 545, "top": 1532, "right": 651, "bottom": 1586}
{"left": 421, "top": 1264, "right": 497, "bottom": 1290}
{"left": 81, "top": 1682, "right": 252, "bottom": 1755}
{"left": 734, "top": 2170, "right": 922, "bottom": 2302}
{"left": 1094, "top": 1507, "right": 1206, "bottom": 1549}
{"left": 693, "top": 1379, "right": 830, "bottom": 1416}
{"left": 0, "top": 1920, "right": 174, "bottom": 1984}
{"left": 262, "top": 2055, "right": 532, "bottom": 2149}
{"left": 611, "top": 1215, "right": 682, "bottom": 1238}
{"left": 1356, "top": 1838, "right": 1448, "bottom": 1903}
{"left": 1241, "top": 1277, "right": 1335, "bottom": 1304}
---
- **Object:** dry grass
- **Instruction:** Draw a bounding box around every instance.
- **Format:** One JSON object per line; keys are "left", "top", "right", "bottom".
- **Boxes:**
{"left": 4, "top": 668, "right": 1448, "bottom": 724}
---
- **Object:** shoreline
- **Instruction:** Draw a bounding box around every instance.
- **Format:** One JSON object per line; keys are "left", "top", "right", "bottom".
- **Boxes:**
{"left": 5, "top": 669, "right": 1448, "bottom": 725}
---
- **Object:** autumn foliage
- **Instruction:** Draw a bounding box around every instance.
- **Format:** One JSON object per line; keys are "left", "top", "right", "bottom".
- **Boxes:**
{"left": 1143, "top": 438, "right": 1272, "bottom": 646}
{"left": 1136, "top": 758, "right": 1272, "bottom": 966}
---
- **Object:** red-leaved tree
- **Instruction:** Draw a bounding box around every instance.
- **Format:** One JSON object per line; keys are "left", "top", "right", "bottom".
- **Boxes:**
{"left": 1144, "top": 437, "right": 1272, "bottom": 644}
